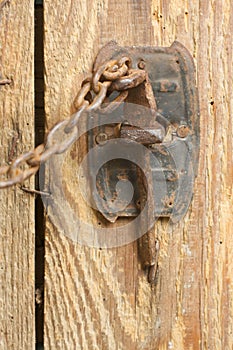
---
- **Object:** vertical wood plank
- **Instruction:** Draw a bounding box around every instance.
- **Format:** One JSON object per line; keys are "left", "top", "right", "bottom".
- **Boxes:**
{"left": 0, "top": 1, "right": 35, "bottom": 349}
{"left": 43, "top": 0, "right": 233, "bottom": 349}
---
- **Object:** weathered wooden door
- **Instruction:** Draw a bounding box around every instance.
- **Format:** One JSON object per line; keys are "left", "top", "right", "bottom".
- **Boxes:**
{"left": 0, "top": 1, "right": 232, "bottom": 349}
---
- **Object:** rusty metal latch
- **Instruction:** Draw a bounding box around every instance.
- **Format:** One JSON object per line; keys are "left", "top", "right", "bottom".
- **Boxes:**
{"left": 0, "top": 40, "right": 199, "bottom": 283}
{"left": 88, "top": 41, "right": 199, "bottom": 226}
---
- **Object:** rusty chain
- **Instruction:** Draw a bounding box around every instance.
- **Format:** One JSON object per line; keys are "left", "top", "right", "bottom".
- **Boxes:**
{"left": 0, "top": 56, "right": 147, "bottom": 189}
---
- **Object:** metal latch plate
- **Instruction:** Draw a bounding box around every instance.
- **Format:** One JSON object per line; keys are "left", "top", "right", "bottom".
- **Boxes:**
{"left": 88, "top": 41, "right": 199, "bottom": 223}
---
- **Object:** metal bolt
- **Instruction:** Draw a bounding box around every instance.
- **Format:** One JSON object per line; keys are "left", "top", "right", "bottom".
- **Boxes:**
{"left": 95, "top": 132, "right": 108, "bottom": 145}
{"left": 138, "top": 60, "right": 146, "bottom": 69}
{"left": 177, "top": 125, "right": 189, "bottom": 138}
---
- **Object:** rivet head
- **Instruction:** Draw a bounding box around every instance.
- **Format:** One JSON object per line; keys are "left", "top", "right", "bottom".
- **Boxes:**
{"left": 95, "top": 132, "right": 108, "bottom": 145}
{"left": 138, "top": 60, "right": 146, "bottom": 69}
{"left": 177, "top": 125, "right": 189, "bottom": 138}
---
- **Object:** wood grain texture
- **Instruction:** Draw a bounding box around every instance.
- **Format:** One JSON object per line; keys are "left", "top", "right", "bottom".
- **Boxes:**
{"left": 0, "top": 1, "right": 35, "bottom": 349}
{"left": 44, "top": 0, "right": 233, "bottom": 349}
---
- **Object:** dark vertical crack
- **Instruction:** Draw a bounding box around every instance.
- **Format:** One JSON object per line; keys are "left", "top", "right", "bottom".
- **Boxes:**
{"left": 35, "top": 1, "right": 44, "bottom": 349}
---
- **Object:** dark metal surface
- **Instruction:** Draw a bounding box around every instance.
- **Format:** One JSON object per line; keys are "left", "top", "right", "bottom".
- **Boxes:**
{"left": 89, "top": 41, "right": 199, "bottom": 224}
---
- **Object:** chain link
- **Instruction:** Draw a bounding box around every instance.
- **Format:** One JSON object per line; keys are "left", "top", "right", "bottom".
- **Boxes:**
{"left": 0, "top": 56, "right": 146, "bottom": 189}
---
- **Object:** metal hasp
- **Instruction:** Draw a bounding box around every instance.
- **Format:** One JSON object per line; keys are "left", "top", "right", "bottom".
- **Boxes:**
{"left": 88, "top": 41, "right": 199, "bottom": 227}
{"left": 87, "top": 41, "right": 199, "bottom": 282}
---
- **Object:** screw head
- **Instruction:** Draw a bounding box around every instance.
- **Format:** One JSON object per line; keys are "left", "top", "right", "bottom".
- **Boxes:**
{"left": 95, "top": 132, "right": 108, "bottom": 145}
{"left": 138, "top": 60, "right": 146, "bottom": 69}
{"left": 177, "top": 125, "right": 189, "bottom": 138}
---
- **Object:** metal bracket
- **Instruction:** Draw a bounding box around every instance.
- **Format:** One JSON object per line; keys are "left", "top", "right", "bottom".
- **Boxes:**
{"left": 88, "top": 41, "right": 199, "bottom": 225}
